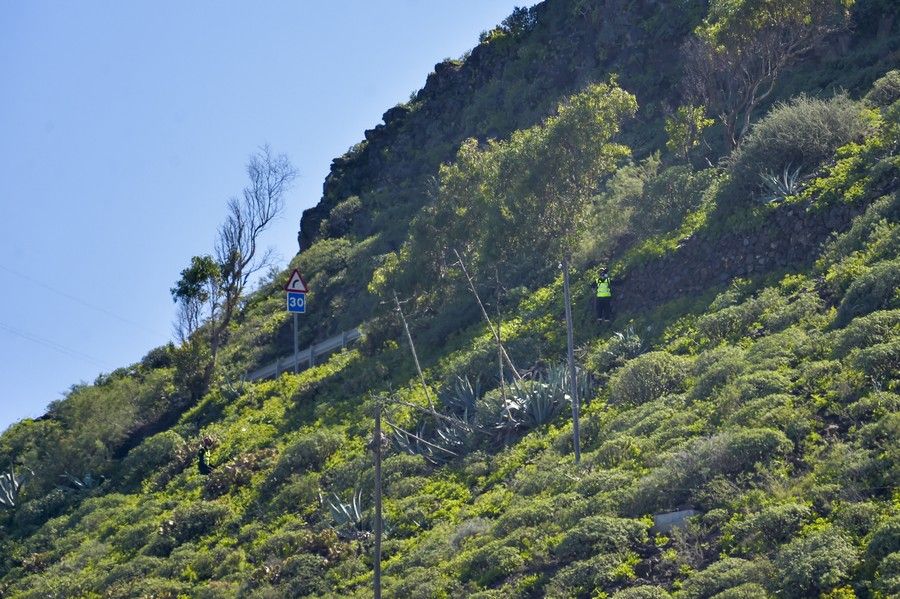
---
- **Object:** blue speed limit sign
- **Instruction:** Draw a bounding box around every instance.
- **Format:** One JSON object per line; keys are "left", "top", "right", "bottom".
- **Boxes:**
{"left": 287, "top": 292, "right": 306, "bottom": 313}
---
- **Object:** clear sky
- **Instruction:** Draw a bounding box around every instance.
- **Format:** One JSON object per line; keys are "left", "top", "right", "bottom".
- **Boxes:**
{"left": 0, "top": 1, "right": 526, "bottom": 432}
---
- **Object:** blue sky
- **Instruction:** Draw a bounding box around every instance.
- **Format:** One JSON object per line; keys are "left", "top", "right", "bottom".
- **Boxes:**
{"left": 0, "top": 1, "right": 526, "bottom": 431}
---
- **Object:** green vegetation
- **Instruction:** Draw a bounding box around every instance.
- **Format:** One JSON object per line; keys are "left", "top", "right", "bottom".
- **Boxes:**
{"left": 1, "top": 1, "right": 898, "bottom": 597}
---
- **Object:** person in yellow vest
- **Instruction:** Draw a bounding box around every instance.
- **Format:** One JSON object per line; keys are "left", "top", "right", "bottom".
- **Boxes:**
{"left": 592, "top": 267, "right": 612, "bottom": 322}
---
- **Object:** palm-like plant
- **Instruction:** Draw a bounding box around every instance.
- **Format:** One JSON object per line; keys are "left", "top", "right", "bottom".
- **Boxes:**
{"left": 0, "top": 464, "right": 31, "bottom": 509}
{"left": 759, "top": 164, "right": 805, "bottom": 204}
{"left": 58, "top": 472, "right": 102, "bottom": 492}
{"left": 324, "top": 489, "right": 369, "bottom": 539}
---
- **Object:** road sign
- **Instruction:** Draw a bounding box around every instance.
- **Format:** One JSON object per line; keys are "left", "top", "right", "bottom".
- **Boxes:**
{"left": 285, "top": 269, "right": 308, "bottom": 293}
{"left": 287, "top": 292, "right": 306, "bottom": 314}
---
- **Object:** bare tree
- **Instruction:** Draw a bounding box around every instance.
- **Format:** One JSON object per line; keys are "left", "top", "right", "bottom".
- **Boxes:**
{"left": 683, "top": 0, "right": 851, "bottom": 148}
{"left": 172, "top": 146, "right": 296, "bottom": 362}
{"left": 216, "top": 145, "right": 298, "bottom": 333}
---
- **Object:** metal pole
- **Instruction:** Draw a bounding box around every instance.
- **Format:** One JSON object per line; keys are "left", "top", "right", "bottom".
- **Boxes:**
{"left": 293, "top": 313, "right": 299, "bottom": 373}
{"left": 373, "top": 399, "right": 382, "bottom": 599}
{"left": 563, "top": 254, "right": 581, "bottom": 464}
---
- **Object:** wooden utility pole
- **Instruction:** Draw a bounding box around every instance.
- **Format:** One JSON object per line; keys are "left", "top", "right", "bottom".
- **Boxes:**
{"left": 562, "top": 254, "right": 581, "bottom": 464}
{"left": 453, "top": 249, "right": 522, "bottom": 381}
{"left": 373, "top": 398, "right": 382, "bottom": 599}
{"left": 392, "top": 290, "right": 436, "bottom": 412}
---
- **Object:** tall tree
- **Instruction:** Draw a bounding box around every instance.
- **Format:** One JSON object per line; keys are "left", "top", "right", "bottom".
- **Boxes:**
{"left": 172, "top": 146, "right": 297, "bottom": 364}
{"left": 392, "top": 82, "right": 636, "bottom": 462}
{"left": 683, "top": 0, "right": 853, "bottom": 148}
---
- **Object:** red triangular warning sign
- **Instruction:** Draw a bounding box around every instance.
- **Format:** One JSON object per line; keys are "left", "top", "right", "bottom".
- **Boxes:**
{"left": 284, "top": 269, "right": 309, "bottom": 292}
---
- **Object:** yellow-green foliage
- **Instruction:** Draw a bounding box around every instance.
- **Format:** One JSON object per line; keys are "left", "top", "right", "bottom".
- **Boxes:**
{"left": 2, "top": 15, "right": 899, "bottom": 599}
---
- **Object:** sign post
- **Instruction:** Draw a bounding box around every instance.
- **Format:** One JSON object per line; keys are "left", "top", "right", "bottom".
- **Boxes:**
{"left": 284, "top": 269, "right": 309, "bottom": 373}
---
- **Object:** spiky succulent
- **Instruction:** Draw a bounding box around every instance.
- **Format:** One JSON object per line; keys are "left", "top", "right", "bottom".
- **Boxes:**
{"left": 324, "top": 489, "right": 370, "bottom": 539}
{"left": 0, "top": 464, "right": 31, "bottom": 509}
{"left": 759, "top": 164, "right": 805, "bottom": 204}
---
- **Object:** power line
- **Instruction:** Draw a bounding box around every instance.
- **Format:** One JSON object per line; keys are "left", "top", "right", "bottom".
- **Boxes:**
{"left": 0, "top": 263, "right": 168, "bottom": 338}
{"left": 0, "top": 321, "right": 109, "bottom": 369}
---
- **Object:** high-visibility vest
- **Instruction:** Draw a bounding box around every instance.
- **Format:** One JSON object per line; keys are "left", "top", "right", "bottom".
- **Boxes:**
{"left": 596, "top": 276, "right": 611, "bottom": 298}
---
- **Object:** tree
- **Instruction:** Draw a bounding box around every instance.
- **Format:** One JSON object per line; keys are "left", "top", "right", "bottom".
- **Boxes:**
{"left": 683, "top": 0, "right": 853, "bottom": 148}
{"left": 665, "top": 104, "right": 715, "bottom": 160}
{"left": 170, "top": 255, "right": 221, "bottom": 344}
{"left": 393, "top": 82, "right": 637, "bottom": 462}
{"left": 171, "top": 146, "right": 297, "bottom": 363}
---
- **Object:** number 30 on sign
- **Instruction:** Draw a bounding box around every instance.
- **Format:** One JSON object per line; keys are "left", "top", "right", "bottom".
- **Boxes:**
{"left": 287, "top": 292, "right": 306, "bottom": 314}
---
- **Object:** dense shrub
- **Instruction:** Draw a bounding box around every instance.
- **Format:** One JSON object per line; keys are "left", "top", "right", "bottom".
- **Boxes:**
{"left": 611, "top": 587, "right": 672, "bottom": 599}
{"left": 774, "top": 526, "right": 859, "bottom": 598}
{"left": 724, "top": 503, "right": 811, "bottom": 554}
{"left": 274, "top": 553, "right": 327, "bottom": 597}
{"left": 836, "top": 259, "right": 900, "bottom": 325}
{"left": 833, "top": 309, "right": 900, "bottom": 357}
{"left": 675, "top": 557, "right": 771, "bottom": 598}
{"left": 544, "top": 554, "right": 624, "bottom": 599}
{"left": 461, "top": 541, "right": 525, "bottom": 587}
{"left": 632, "top": 165, "right": 718, "bottom": 235}
{"left": 865, "top": 70, "right": 900, "bottom": 108}
{"left": 695, "top": 300, "right": 766, "bottom": 344}
{"left": 874, "top": 552, "right": 900, "bottom": 596}
{"left": 690, "top": 346, "right": 749, "bottom": 401}
{"left": 631, "top": 429, "right": 792, "bottom": 513}
{"left": 865, "top": 516, "right": 900, "bottom": 572}
{"left": 160, "top": 501, "right": 233, "bottom": 545}
{"left": 553, "top": 515, "right": 648, "bottom": 561}
{"left": 729, "top": 94, "right": 867, "bottom": 195}
{"left": 851, "top": 339, "right": 900, "bottom": 383}
{"left": 269, "top": 430, "right": 343, "bottom": 482}
{"left": 119, "top": 430, "right": 187, "bottom": 490}
{"left": 609, "top": 352, "right": 691, "bottom": 406}
{"left": 709, "top": 583, "right": 769, "bottom": 598}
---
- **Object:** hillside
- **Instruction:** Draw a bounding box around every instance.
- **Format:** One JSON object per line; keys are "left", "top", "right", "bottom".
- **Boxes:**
{"left": 1, "top": 1, "right": 899, "bottom": 598}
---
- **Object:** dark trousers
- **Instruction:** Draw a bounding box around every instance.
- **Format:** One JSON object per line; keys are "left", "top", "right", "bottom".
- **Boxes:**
{"left": 596, "top": 296, "right": 612, "bottom": 320}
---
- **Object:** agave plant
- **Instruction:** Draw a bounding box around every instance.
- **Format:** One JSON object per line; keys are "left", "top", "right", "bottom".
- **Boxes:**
{"left": 390, "top": 420, "right": 461, "bottom": 466}
{"left": 439, "top": 375, "right": 480, "bottom": 420}
{"left": 324, "top": 489, "right": 369, "bottom": 539}
{"left": 58, "top": 472, "right": 102, "bottom": 492}
{"left": 608, "top": 325, "right": 645, "bottom": 361}
{"left": 0, "top": 464, "right": 31, "bottom": 509}
{"left": 219, "top": 375, "right": 247, "bottom": 401}
{"left": 759, "top": 164, "right": 805, "bottom": 204}
{"left": 510, "top": 378, "right": 563, "bottom": 428}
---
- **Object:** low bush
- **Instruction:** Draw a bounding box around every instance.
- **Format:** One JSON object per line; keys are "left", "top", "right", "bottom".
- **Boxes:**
{"left": 460, "top": 541, "right": 525, "bottom": 587}
{"left": 274, "top": 553, "right": 327, "bottom": 597}
{"left": 631, "top": 429, "right": 792, "bottom": 513}
{"left": 833, "top": 309, "right": 900, "bottom": 357}
{"left": 836, "top": 259, "right": 900, "bottom": 326}
{"left": 160, "top": 501, "right": 233, "bottom": 545}
{"left": 851, "top": 339, "right": 900, "bottom": 383}
{"left": 709, "top": 582, "right": 769, "bottom": 598}
{"left": 268, "top": 430, "right": 343, "bottom": 483}
{"left": 553, "top": 515, "right": 648, "bottom": 561}
{"left": 865, "top": 516, "right": 900, "bottom": 573}
{"left": 724, "top": 503, "right": 811, "bottom": 554}
{"left": 675, "top": 557, "right": 771, "bottom": 598}
{"left": 774, "top": 526, "right": 859, "bottom": 598}
{"left": 690, "top": 346, "right": 749, "bottom": 401}
{"left": 544, "top": 554, "right": 625, "bottom": 599}
{"left": 865, "top": 70, "right": 900, "bottom": 108}
{"left": 611, "top": 586, "right": 672, "bottom": 598}
{"left": 874, "top": 552, "right": 900, "bottom": 597}
{"left": 119, "top": 430, "right": 188, "bottom": 491}
{"left": 609, "top": 352, "right": 691, "bottom": 406}
{"left": 729, "top": 94, "right": 867, "bottom": 196}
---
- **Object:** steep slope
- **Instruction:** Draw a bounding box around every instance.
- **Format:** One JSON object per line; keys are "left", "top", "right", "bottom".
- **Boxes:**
{"left": 1, "top": 1, "right": 899, "bottom": 598}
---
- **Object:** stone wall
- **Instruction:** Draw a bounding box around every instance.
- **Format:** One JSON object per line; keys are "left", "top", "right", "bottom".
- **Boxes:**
{"left": 617, "top": 201, "right": 863, "bottom": 311}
